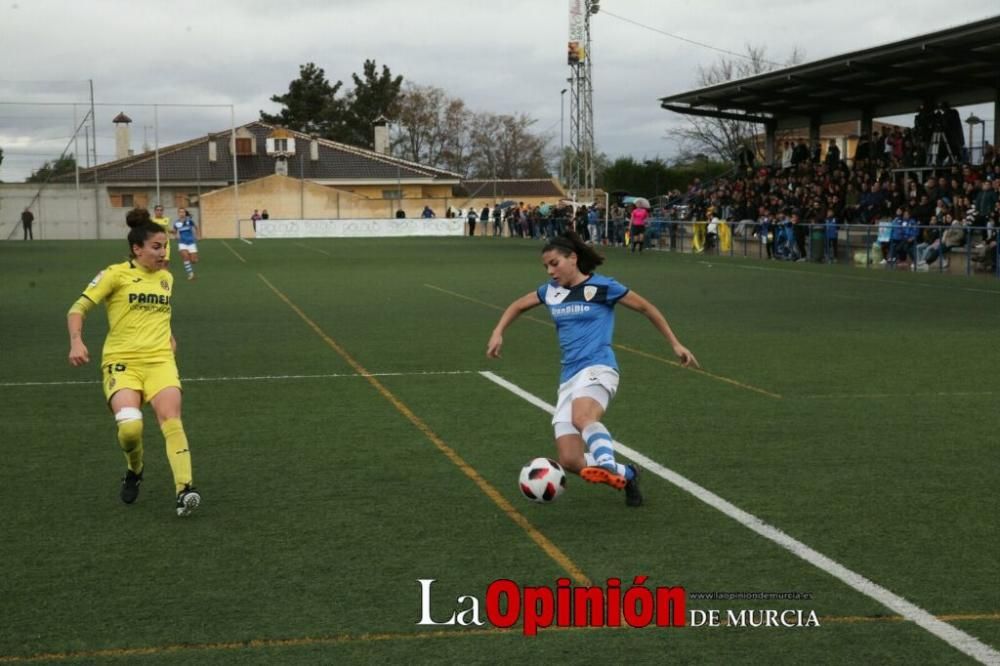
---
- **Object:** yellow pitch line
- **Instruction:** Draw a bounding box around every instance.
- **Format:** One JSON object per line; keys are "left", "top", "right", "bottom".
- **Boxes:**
{"left": 424, "top": 283, "right": 782, "bottom": 399}
{"left": 613, "top": 344, "right": 783, "bottom": 399}
{"left": 0, "top": 628, "right": 507, "bottom": 663}
{"left": 801, "top": 391, "right": 995, "bottom": 400}
{"left": 220, "top": 240, "right": 247, "bottom": 263}
{"left": 5, "top": 613, "right": 998, "bottom": 662}
{"left": 258, "top": 274, "right": 591, "bottom": 587}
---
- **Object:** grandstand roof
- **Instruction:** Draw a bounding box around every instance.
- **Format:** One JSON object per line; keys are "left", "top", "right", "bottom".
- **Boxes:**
{"left": 660, "top": 15, "right": 1000, "bottom": 129}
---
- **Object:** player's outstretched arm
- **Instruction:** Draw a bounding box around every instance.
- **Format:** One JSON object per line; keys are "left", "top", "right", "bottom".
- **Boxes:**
{"left": 487, "top": 291, "right": 541, "bottom": 358}
{"left": 619, "top": 290, "right": 700, "bottom": 368}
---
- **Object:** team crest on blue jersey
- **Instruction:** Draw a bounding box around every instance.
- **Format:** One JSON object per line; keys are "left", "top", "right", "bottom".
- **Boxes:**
{"left": 584, "top": 286, "right": 597, "bottom": 302}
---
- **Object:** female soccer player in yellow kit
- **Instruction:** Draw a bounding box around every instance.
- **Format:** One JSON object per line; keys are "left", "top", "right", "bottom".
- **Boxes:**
{"left": 67, "top": 208, "right": 201, "bottom": 516}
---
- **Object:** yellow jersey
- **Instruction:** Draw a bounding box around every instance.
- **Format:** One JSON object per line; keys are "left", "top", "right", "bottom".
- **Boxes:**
{"left": 81, "top": 260, "right": 174, "bottom": 363}
{"left": 152, "top": 216, "right": 172, "bottom": 260}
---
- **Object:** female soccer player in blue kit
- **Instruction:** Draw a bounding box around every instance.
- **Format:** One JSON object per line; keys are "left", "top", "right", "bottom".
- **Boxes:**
{"left": 487, "top": 231, "right": 699, "bottom": 507}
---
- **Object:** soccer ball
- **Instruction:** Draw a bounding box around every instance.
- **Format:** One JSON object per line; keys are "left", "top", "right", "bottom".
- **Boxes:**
{"left": 518, "top": 457, "right": 567, "bottom": 503}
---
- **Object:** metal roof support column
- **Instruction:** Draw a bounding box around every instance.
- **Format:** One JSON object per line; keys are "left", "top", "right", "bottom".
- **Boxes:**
{"left": 809, "top": 117, "right": 821, "bottom": 158}
{"left": 859, "top": 110, "right": 873, "bottom": 143}
{"left": 764, "top": 121, "right": 777, "bottom": 166}
{"left": 994, "top": 89, "right": 1000, "bottom": 148}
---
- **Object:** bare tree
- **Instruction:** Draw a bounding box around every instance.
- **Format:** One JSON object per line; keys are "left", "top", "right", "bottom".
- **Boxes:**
{"left": 669, "top": 45, "right": 804, "bottom": 164}
{"left": 467, "top": 112, "right": 550, "bottom": 179}
{"left": 393, "top": 82, "right": 550, "bottom": 178}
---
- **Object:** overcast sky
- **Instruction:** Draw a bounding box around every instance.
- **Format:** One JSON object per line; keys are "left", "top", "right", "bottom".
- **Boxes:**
{"left": 1, "top": 1, "right": 997, "bottom": 182}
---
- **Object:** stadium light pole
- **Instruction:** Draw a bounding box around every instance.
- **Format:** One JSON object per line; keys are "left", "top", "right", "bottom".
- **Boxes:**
{"left": 560, "top": 88, "right": 567, "bottom": 184}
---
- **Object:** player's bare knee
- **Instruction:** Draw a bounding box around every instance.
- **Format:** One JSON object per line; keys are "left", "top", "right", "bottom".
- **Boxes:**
{"left": 571, "top": 413, "right": 597, "bottom": 432}
{"left": 558, "top": 451, "right": 586, "bottom": 473}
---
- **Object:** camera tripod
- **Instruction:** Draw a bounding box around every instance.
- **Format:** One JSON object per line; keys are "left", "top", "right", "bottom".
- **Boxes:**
{"left": 927, "top": 131, "right": 957, "bottom": 165}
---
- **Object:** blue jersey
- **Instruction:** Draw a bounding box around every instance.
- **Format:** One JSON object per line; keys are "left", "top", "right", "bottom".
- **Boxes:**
{"left": 536, "top": 273, "right": 630, "bottom": 382}
{"left": 174, "top": 217, "right": 197, "bottom": 244}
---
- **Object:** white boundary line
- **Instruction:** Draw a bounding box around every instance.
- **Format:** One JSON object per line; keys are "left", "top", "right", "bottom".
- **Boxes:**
{"left": 0, "top": 370, "right": 476, "bottom": 388}
{"left": 479, "top": 370, "right": 1000, "bottom": 665}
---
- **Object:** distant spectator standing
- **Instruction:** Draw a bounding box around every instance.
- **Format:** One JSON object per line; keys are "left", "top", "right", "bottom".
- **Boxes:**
{"left": 395, "top": 208, "right": 406, "bottom": 219}
{"left": 480, "top": 204, "right": 491, "bottom": 236}
{"left": 943, "top": 102, "right": 964, "bottom": 163}
{"left": 824, "top": 208, "right": 838, "bottom": 263}
{"left": 825, "top": 140, "right": 840, "bottom": 169}
{"left": 421, "top": 205, "right": 436, "bottom": 218}
{"left": 261, "top": 209, "right": 270, "bottom": 220}
{"left": 492, "top": 204, "right": 502, "bottom": 237}
{"left": 781, "top": 141, "right": 793, "bottom": 170}
{"left": 250, "top": 209, "right": 261, "bottom": 232}
{"left": 466, "top": 207, "right": 478, "bottom": 236}
{"left": 20, "top": 208, "right": 34, "bottom": 240}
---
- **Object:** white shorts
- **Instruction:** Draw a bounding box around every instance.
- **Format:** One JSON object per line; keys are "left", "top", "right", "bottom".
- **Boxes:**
{"left": 551, "top": 365, "right": 620, "bottom": 432}
{"left": 178, "top": 242, "right": 198, "bottom": 253}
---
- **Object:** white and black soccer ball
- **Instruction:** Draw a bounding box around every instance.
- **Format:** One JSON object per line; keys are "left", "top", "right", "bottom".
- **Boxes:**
{"left": 518, "top": 457, "right": 567, "bottom": 503}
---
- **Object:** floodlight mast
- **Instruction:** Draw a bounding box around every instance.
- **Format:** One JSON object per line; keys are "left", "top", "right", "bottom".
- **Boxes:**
{"left": 567, "top": 0, "right": 598, "bottom": 203}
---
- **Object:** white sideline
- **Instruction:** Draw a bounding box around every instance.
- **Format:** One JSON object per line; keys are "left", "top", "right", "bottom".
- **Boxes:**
{"left": 479, "top": 370, "right": 1000, "bottom": 665}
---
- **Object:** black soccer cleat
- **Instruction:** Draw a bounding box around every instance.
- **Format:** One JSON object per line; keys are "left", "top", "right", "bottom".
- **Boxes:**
{"left": 175, "top": 485, "right": 202, "bottom": 517}
{"left": 624, "top": 464, "right": 643, "bottom": 507}
{"left": 120, "top": 469, "right": 143, "bottom": 504}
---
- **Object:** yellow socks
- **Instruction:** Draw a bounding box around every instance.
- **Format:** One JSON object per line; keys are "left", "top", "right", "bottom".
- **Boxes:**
{"left": 160, "top": 418, "right": 193, "bottom": 494}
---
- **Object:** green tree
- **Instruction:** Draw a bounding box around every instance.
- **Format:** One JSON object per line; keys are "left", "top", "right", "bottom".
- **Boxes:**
{"left": 340, "top": 59, "right": 404, "bottom": 149}
{"left": 601, "top": 155, "right": 729, "bottom": 198}
{"left": 27, "top": 154, "right": 76, "bottom": 183}
{"left": 260, "top": 62, "right": 345, "bottom": 137}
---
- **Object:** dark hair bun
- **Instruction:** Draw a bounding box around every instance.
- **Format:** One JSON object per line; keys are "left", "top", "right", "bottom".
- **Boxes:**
{"left": 125, "top": 207, "right": 152, "bottom": 228}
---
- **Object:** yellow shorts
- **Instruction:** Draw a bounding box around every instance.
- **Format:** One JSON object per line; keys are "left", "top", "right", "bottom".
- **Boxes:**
{"left": 102, "top": 357, "right": 181, "bottom": 404}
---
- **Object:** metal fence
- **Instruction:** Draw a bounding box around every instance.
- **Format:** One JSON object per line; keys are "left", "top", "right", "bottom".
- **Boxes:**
{"left": 621, "top": 219, "right": 999, "bottom": 279}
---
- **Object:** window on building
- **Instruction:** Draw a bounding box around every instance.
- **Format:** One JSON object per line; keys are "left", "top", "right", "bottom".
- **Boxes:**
{"left": 382, "top": 189, "right": 402, "bottom": 200}
{"left": 274, "top": 138, "right": 288, "bottom": 152}
{"left": 110, "top": 193, "right": 134, "bottom": 208}
{"left": 174, "top": 193, "right": 198, "bottom": 209}
{"left": 235, "top": 137, "right": 253, "bottom": 156}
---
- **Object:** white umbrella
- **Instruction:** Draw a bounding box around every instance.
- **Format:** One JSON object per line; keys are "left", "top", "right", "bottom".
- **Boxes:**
{"left": 634, "top": 197, "right": 650, "bottom": 209}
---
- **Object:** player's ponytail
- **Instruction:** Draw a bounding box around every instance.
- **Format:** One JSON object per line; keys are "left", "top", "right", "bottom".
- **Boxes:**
{"left": 542, "top": 231, "right": 604, "bottom": 274}
{"left": 125, "top": 207, "right": 151, "bottom": 228}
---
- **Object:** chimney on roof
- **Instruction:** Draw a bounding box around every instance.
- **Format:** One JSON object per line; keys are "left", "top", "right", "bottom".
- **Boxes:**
{"left": 373, "top": 115, "right": 389, "bottom": 155}
{"left": 310, "top": 135, "right": 319, "bottom": 161}
{"left": 208, "top": 136, "right": 217, "bottom": 163}
{"left": 113, "top": 112, "right": 132, "bottom": 159}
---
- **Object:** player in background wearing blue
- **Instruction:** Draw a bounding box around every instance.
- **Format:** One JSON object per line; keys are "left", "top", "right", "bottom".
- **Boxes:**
{"left": 487, "top": 231, "right": 699, "bottom": 507}
{"left": 172, "top": 207, "right": 200, "bottom": 280}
